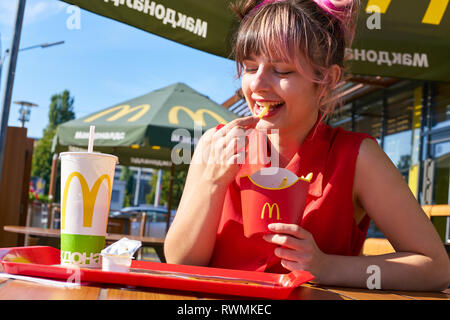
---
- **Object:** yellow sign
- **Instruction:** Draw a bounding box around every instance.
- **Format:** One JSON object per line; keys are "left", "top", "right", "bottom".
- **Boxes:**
{"left": 261, "top": 203, "right": 281, "bottom": 220}
{"left": 366, "top": 0, "right": 449, "bottom": 25}
{"left": 408, "top": 86, "right": 423, "bottom": 199}
{"left": 83, "top": 104, "right": 150, "bottom": 123}
{"left": 422, "top": 0, "right": 449, "bottom": 25}
{"left": 168, "top": 105, "right": 227, "bottom": 126}
{"left": 61, "top": 172, "right": 112, "bottom": 230}
{"left": 366, "top": 0, "right": 392, "bottom": 14}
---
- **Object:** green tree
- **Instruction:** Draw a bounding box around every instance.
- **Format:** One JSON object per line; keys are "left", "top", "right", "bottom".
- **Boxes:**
{"left": 146, "top": 169, "right": 187, "bottom": 208}
{"left": 31, "top": 90, "right": 75, "bottom": 196}
{"left": 47, "top": 90, "right": 75, "bottom": 131}
{"left": 30, "top": 127, "right": 56, "bottom": 194}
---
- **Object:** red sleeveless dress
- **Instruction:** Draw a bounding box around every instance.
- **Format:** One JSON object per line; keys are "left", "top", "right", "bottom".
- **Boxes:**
{"left": 208, "top": 117, "right": 376, "bottom": 273}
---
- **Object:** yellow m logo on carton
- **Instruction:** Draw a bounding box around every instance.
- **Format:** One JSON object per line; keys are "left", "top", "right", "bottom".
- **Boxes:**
{"left": 83, "top": 104, "right": 150, "bottom": 123}
{"left": 261, "top": 203, "right": 281, "bottom": 220}
{"left": 168, "top": 106, "right": 227, "bottom": 126}
{"left": 61, "top": 172, "right": 112, "bottom": 230}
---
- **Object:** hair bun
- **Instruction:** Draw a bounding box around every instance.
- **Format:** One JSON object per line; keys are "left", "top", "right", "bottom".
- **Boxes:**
{"left": 314, "top": 0, "right": 353, "bottom": 13}
{"left": 328, "top": 0, "right": 353, "bottom": 10}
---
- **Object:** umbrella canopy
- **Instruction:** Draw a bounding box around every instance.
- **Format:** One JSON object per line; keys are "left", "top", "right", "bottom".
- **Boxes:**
{"left": 61, "top": 0, "right": 450, "bottom": 82}
{"left": 52, "top": 82, "right": 237, "bottom": 169}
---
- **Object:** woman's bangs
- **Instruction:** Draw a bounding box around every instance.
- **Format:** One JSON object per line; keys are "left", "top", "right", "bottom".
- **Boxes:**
{"left": 235, "top": 6, "right": 315, "bottom": 80}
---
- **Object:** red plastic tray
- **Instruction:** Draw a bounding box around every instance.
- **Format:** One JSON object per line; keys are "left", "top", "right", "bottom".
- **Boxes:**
{"left": 0, "top": 246, "right": 313, "bottom": 299}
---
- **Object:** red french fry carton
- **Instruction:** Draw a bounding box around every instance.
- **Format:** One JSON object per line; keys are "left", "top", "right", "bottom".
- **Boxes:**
{"left": 239, "top": 167, "right": 312, "bottom": 238}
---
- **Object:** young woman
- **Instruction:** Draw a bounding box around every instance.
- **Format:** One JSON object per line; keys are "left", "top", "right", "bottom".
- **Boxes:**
{"left": 164, "top": 0, "right": 450, "bottom": 291}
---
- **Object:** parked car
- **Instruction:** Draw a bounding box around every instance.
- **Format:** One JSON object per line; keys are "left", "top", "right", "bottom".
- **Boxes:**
{"left": 117, "top": 205, "right": 176, "bottom": 223}
{"left": 109, "top": 205, "right": 176, "bottom": 238}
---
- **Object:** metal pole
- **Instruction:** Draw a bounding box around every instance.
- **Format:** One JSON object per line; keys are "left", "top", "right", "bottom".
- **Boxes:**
{"left": 165, "top": 164, "right": 175, "bottom": 233}
{"left": 1, "top": 40, "right": 63, "bottom": 96}
{"left": 133, "top": 167, "right": 142, "bottom": 206}
{"left": 154, "top": 169, "right": 162, "bottom": 207}
{"left": 0, "top": 0, "right": 26, "bottom": 184}
{"left": 47, "top": 153, "right": 59, "bottom": 229}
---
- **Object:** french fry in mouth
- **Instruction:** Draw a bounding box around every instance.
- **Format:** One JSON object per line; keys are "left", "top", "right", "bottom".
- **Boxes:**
{"left": 258, "top": 104, "right": 270, "bottom": 119}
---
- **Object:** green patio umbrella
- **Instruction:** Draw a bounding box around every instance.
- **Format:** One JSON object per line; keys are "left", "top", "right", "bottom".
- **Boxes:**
{"left": 52, "top": 82, "right": 237, "bottom": 232}
{"left": 52, "top": 82, "right": 237, "bottom": 169}
{"left": 61, "top": 0, "right": 450, "bottom": 82}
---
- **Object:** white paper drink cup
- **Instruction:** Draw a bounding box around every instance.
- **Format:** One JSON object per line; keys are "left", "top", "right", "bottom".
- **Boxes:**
{"left": 59, "top": 152, "right": 118, "bottom": 268}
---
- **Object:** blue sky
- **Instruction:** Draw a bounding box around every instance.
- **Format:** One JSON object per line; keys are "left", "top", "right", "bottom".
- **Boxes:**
{"left": 0, "top": 0, "right": 240, "bottom": 139}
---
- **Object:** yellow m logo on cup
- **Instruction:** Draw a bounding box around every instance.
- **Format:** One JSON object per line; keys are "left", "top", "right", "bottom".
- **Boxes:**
{"left": 61, "top": 172, "right": 112, "bottom": 230}
{"left": 83, "top": 104, "right": 150, "bottom": 123}
{"left": 261, "top": 202, "right": 281, "bottom": 220}
{"left": 168, "top": 106, "right": 227, "bottom": 126}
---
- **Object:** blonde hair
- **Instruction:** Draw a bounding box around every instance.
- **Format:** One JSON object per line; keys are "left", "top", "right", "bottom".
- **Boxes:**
{"left": 231, "top": 0, "right": 360, "bottom": 119}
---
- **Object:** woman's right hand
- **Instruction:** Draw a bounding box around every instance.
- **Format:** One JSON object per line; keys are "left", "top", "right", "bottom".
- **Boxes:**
{"left": 197, "top": 115, "right": 259, "bottom": 186}
{"left": 165, "top": 115, "right": 259, "bottom": 266}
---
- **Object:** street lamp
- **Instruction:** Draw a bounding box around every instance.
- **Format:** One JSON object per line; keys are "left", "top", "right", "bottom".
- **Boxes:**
{"left": 15, "top": 100, "right": 38, "bottom": 128}
{"left": 0, "top": 39, "right": 65, "bottom": 89}
{"left": 0, "top": 0, "right": 65, "bottom": 185}
{"left": 0, "top": 40, "right": 63, "bottom": 129}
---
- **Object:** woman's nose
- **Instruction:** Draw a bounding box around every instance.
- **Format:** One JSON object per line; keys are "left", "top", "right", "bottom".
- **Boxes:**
{"left": 250, "top": 68, "right": 270, "bottom": 93}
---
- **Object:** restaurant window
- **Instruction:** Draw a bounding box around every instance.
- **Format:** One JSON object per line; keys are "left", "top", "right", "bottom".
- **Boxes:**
{"left": 328, "top": 103, "right": 352, "bottom": 131}
{"left": 354, "top": 99, "right": 382, "bottom": 142}
{"left": 431, "top": 83, "right": 450, "bottom": 130}
{"left": 383, "top": 90, "right": 414, "bottom": 181}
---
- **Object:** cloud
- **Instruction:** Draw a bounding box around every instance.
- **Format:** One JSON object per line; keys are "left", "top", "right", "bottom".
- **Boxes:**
{"left": 0, "top": 0, "right": 67, "bottom": 27}
{"left": 25, "top": 0, "right": 67, "bottom": 25}
{"left": 0, "top": 1, "right": 17, "bottom": 27}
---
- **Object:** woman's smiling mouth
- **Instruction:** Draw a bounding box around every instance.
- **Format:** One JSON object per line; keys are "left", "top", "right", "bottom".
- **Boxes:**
{"left": 254, "top": 101, "right": 285, "bottom": 118}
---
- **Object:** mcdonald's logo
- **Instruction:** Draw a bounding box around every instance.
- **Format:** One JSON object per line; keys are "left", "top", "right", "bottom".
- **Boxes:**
{"left": 366, "top": 0, "right": 449, "bottom": 25}
{"left": 61, "top": 172, "right": 112, "bottom": 230}
{"left": 83, "top": 104, "right": 150, "bottom": 123}
{"left": 168, "top": 105, "right": 227, "bottom": 126}
{"left": 261, "top": 202, "right": 281, "bottom": 220}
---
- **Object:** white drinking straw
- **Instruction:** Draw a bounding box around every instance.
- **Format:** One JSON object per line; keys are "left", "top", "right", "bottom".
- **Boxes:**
{"left": 88, "top": 125, "right": 95, "bottom": 153}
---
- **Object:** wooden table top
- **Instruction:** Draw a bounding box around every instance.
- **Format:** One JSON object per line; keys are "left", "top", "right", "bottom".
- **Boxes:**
{"left": 3, "top": 225, "right": 164, "bottom": 245}
{"left": 1, "top": 227, "right": 449, "bottom": 301}
{"left": 0, "top": 273, "right": 448, "bottom": 300}
{"left": 3, "top": 225, "right": 167, "bottom": 263}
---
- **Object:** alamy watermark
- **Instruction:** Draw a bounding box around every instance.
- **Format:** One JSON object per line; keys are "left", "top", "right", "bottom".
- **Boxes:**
{"left": 66, "top": 5, "right": 81, "bottom": 30}
{"left": 170, "top": 122, "right": 280, "bottom": 171}
{"left": 66, "top": 265, "right": 81, "bottom": 289}
{"left": 366, "top": 5, "right": 382, "bottom": 30}
{"left": 366, "top": 265, "right": 381, "bottom": 290}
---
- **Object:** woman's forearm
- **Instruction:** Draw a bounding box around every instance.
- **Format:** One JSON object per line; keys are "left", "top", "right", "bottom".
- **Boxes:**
{"left": 164, "top": 179, "right": 228, "bottom": 266}
{"left": 316, "top": 252, "right": 450, "bottom": 291}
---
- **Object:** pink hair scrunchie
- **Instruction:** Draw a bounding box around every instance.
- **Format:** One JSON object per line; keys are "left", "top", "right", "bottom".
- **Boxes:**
{"left": 249, "top": 0, "right": 352, "bottom": 17}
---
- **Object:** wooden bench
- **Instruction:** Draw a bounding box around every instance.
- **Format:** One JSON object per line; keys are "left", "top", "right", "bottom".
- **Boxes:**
{"left": 362, "top": 205, "right": 450, "bottom": 256}
{"left": 3, "top": 225, "right": 166, "bottom": 262}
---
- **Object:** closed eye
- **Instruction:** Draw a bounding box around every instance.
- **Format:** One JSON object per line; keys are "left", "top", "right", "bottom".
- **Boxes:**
{"left": 274, "top": 70, "right": 293, "bottom": 75}
{"left": 243, "top": 66, "right": 257, "bottom": 73}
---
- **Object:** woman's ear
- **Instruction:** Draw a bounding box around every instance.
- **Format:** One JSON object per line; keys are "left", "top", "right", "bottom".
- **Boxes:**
{"left": 329, "top": 64, "right": 342, "bottom": 89}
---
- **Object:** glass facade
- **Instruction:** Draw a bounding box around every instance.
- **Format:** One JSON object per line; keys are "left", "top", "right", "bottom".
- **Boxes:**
{"left": 354, "top": 99, "right": 383, "bottom": 142}
{"left": 426, "top": 84, "right": 450, "bottom": 243}
{"left": 383, "top": 90, "right": 414, "bottom": 181}
{"left": 328, "top": 103, "right": 352, "bottom": 131}
{"left": 329, "top": 82, "right": 450, "bottom": 242}
{"left": 431, "top": 83, "right": 450, "bottom": 130}
{"left": 329, "top": 82, "right": 423, "bottom": 238}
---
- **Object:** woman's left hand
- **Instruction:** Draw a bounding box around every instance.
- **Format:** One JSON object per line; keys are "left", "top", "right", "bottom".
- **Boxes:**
{"left": 263, "top": 223, "right": 328, "bottom": 282}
